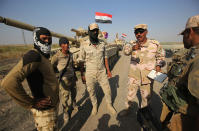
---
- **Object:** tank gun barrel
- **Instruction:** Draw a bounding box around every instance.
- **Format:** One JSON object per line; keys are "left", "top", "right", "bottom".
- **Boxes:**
{"left": 0, "top": 16, "right": 76, "bottom": 42}
{"left": 71, "top": 28, "right": 88, "bottom": 37}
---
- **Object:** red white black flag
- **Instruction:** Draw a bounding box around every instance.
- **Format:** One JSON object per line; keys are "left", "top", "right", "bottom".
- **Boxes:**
{"left": 95, "top": 12, "right": 112, "bottom": 24}
{"left": 122, "top": 33, "right": 127, "bottom": 38}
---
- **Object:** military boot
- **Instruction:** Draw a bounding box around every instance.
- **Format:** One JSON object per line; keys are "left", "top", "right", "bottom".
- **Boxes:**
{"left": 107, "top": 104, "right": 117, "bottom": 115}
{"left": 91, "top": 105, "right": 98, "bottom": 116}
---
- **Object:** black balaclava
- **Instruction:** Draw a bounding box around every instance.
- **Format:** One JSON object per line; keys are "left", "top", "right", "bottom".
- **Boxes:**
{"left": 33, "top": 27, "right": 52, "bottom": 58}
{"left": 88, "top": 27, "right": 99, "bottom": 44}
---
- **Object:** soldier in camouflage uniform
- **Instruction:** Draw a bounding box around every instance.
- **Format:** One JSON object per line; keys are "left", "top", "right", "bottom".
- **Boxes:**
{"left": 51, "top": 37, "right": 81, "bottom": 123}
{"left": 123, "top": 24, "right": 165, "bottom": 109}
{"left": 1, "top": 27, "right": 59, "bottom": 131}
{"left": 160, "top": 15, "right": 199, "bottom": 131}
{"left": 121, "top": 24, "right": 165, "bottom": 130}
{"left": 79, "top": 23, "right": 116, "bottom": 116}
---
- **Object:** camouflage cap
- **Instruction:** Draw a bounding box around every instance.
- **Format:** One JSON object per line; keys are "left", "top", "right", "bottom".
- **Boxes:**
{"left": 134, "top": 24, "right": 147, "bottom": 30}
{"left": 89, "top": 23, "right": 99, "bottom": 30}
{"left": 180, "top": 15, "right": 199, "bottom": 35}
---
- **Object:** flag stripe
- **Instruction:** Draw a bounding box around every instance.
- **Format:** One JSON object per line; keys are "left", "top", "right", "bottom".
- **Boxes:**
{"left": 95, "top": 16, "right": 112, "bottom": 21}
{"left": 122, "top": 33, "right": 127, "bottom": 37}
{"left": 95, "top": 19, "right": 112, "bottom": 23}
{"left": 95, "top": 12, "right": 112, "bottom": 18}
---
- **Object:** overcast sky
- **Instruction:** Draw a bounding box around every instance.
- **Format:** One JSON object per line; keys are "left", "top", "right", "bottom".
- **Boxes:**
{"left": 0, "top": 0, "right": 199, "bottom": 44}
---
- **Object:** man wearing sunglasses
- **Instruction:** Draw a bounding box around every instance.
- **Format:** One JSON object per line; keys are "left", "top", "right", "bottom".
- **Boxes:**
{"left": 1, "top": 27, "right": 59, "bottom": 131}
{"left": 160, "top": 15, "right": 199, "bottom": 131}
{"left": 122, "top": 24, "right": 165, "bottom": 129}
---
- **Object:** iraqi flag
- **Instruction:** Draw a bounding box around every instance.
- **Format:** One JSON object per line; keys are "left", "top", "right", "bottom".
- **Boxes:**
{"left": 95, "top": 12, "right": 112, "bottom": 24}
{"left": 121, "top": 33, "right": 127, "bottom": 38}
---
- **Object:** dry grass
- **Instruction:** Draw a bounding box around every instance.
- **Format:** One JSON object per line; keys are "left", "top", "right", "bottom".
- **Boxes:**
{"left": 160, "top": 42, "right": 183, "bottom": 45}
{"left": 0, "top": 44, "right": 59, "bottom": 60}
{"left": 0, "top": 43, "right": 182, "bottom": 60}
{"left": 0, "top": 44, "right": 32, "bottom": 60}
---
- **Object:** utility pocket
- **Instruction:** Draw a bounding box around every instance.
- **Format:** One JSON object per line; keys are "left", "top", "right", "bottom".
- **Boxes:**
{"left": 86, "top": 51, "right": 93, "bottom": 60}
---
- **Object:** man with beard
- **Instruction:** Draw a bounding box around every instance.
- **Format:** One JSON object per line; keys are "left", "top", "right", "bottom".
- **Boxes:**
{"left": 122, "top": 24, "right": 165, "bottom": 129}
{"left": 160, "top": 15, "right": 199, "bottom": 131}
{"left": 79, "top": 23, "right": 116, "bottom": 116}
{"left": 1, "top": 27, "right": 59, "bottom": 131}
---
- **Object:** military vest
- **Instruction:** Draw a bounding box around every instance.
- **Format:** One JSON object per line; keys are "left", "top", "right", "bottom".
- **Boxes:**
{"left": 160, "top": 47, "right": 199, "bottom": 114}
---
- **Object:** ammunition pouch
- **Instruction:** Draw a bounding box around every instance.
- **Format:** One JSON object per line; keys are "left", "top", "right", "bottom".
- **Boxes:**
{"left": 160, "top": 84, "right": 188, "bottom": 114}
{"left": 168, "top": 62, "right": 184, "bottom": 79}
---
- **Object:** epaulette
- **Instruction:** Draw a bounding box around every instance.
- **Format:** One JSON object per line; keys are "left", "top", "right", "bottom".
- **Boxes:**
{"left": 150, "top": 39, "right": 160, "bottom": 45}
{"left": 23, "top": 50, "right": 41, "bottom": 66}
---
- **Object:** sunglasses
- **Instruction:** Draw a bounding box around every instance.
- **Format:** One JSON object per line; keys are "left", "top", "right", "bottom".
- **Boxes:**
{"left": 134, "top": 29, "right": 146, "bottom": 35}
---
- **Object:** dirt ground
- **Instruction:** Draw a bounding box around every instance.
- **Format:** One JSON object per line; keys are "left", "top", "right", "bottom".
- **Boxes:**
{"left": 0, "top": 44, "right": 182, "bottom": 131}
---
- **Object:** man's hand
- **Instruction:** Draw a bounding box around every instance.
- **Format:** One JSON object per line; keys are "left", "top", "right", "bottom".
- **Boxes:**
{"left": 155, "top": 65, "right": 161, "bottom": 72}
{"left": 33, "top": 97, "right": 53, "bottom": 110}
{"left": 81, "top": 75, "right": 86, "bottom": 84}
{"left": 107, "top": 71, "right": 112, "bottom": 78}
{"left": 132, "top": 44, "right": 140, "bottom": 50}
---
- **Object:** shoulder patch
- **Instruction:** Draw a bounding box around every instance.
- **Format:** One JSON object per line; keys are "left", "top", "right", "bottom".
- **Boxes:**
{"left": 23, "top": 50, "right": 41, "bottom": 66}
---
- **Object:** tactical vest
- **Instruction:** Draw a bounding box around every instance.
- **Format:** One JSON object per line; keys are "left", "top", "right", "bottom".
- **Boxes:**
{"left": 160, "top": 48, "right": 198, "bottom": 114}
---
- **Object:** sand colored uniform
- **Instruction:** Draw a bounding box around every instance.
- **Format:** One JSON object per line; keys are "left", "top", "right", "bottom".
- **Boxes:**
{"left": 1, "top": 49, "right": 59, "bottom": 131}
{"left": 79, "top": 39, "right": 112, "bottom": 107}
{"left": 51, "top": 50, "right": 77, "bottom": 113}
{"left": 124, "top": 39, "right": 165, "bottom": 108}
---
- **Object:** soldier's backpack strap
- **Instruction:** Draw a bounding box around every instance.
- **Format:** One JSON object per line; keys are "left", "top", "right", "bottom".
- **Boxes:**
{"left": 71, "top": 53, "right": 78, "bottom": 81}
{"left": 58, "top": 52, "right": 71, "bottom": 82}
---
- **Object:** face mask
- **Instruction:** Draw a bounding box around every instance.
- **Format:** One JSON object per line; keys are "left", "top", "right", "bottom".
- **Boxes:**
{"left": 88, "top": 29, "right": 99, "bottom": 44}
{"left": 33, "top": 27, "right": 52, "bottom": 57}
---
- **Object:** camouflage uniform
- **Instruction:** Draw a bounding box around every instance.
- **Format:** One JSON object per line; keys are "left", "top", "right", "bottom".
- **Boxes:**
{"left": 124, "top": 39, "right": 165, "bottom": 108}
{"left": 1, "top": 49, "right": 59, "bottom": 131}
{"left": 51, "top": 50, "right": 77, "bottom": 114}
{"left": 160, "top": 47, "right": 199, "bottom": 131}
{"left": 31, "top": 107, "right": 58, "bottom": 131}
{"left": 79, "top": 39, "right": 112, "bottom": 109}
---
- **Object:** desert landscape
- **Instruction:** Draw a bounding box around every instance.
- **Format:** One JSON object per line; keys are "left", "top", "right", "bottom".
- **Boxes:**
{"left": 0, "top": 43, "right": 185, "bottom": 131}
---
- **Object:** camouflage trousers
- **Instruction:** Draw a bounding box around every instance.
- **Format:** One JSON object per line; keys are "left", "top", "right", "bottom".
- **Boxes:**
{"left": 59, "top": 76, "right": 77, "bottom": 113}
{"left": 125, "top": 77, "right": 153, "bottom": 109}
{"left": 31, "top": 107, "right": 58, "bottom": 131}
{"left": 85, "top": 70, "right": 112, "bottom": 107}
{"left": 160, "top": 103, "right": 199, "bottom": 131}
